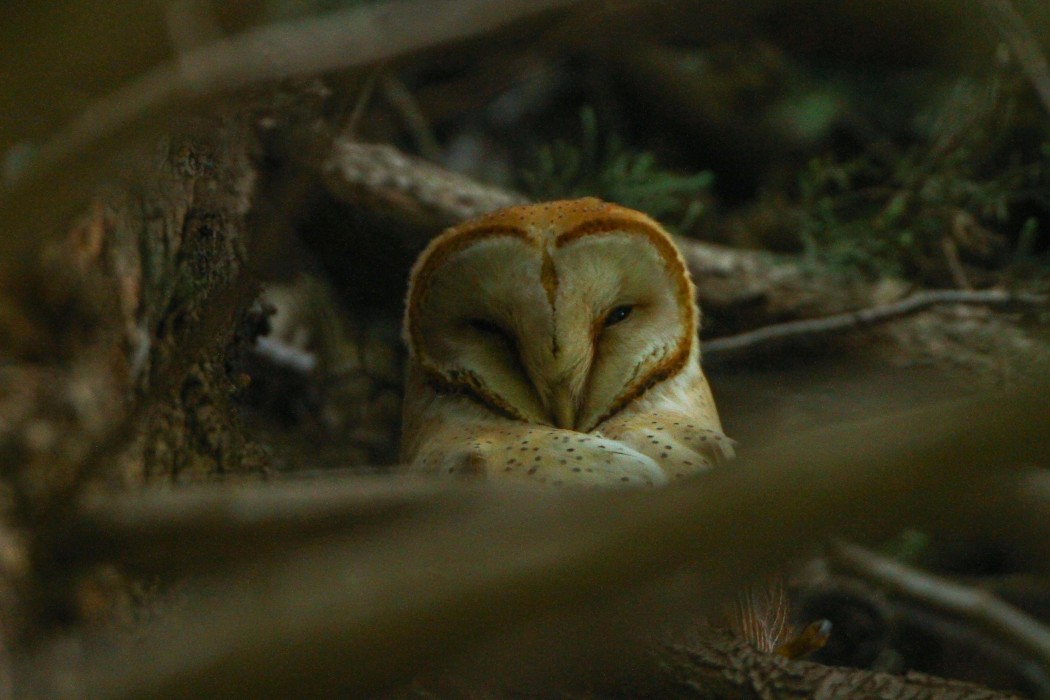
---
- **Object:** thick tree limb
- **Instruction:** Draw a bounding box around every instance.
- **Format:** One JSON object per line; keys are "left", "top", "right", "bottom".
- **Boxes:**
{"left": 0, "top": 0, "right": 584, "bottom": 259}
{"left": 63, "top": 476, "right": 464, "bottom": 575}
{"left": 321, "top": 140, "right": 528, "bottom": 231}
{"left": 21, "top": 385, "right": 1050, "bottom": 698}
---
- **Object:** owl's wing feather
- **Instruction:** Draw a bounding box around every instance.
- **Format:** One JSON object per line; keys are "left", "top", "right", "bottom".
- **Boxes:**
{"left": 598, "top": 409, "right": 736, "bottom": 480}
{"left": 407, "top": 418, "right": 669, "bottom": 488}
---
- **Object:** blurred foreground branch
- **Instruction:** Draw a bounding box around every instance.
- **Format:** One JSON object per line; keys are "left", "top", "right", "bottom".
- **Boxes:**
{"left": 21, "top": 386, "right": 1050, "bottom": 698}
{"left": 0, "top": 0, "right": 584, "bottom": 260}
{"left": 64, "top": 476, "right": 464, "bottom": 576}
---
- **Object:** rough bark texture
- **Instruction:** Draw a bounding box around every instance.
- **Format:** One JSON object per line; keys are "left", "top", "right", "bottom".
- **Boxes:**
{"left": 323, "top": 140, "right": 529, "bottom": 233}
{"left": 85, "top": 120, "right": 268, "bottom": 484}
{"left": 128, "top": 124, "right": 267, "bottom": 482}
{"left": 0, "top": 115, "right": 271, "bottom": 656}
{"left": 656, "top": 631, "right": 1022, "bottom": 699}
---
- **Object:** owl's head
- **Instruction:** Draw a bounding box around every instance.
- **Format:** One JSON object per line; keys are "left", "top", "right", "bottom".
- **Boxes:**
{"left": 404, "top": 198, "right": 698, "bottom": 432}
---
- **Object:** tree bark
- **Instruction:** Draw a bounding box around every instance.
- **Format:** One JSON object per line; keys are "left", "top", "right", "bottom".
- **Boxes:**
{"left": 656, "top": 630, "right": 1022, "bottom": 699}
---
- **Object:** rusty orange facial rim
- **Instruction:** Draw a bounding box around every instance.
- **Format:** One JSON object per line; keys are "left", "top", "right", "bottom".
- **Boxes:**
{"left": 405, "top": 199, "right": 698, "bottom": 426}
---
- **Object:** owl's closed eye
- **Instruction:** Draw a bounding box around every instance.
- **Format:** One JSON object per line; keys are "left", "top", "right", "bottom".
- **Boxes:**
{"left": 400, "top": 197, "right": 733, "bottom": 487}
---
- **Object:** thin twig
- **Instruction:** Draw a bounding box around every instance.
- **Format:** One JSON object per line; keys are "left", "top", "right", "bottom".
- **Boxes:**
{"left": 252, "top": 336, "right": 318, "bottom": 375}
{"left": 342, "top": 65, "right": 385, "bottom": 138}
{"left": 380, "top": 74, "right": 444, "bottom": 161}
{"left": 980, "top": 0, "right": 1050, "bottom": 117}
{"left": 703, "top": 289, "right": 1047, "bottom": 363}
{"left": 831, "top": 540, "right": 1050, "bottom": 676}
{"left": 942, "top": 236, "right": 973, "bottom": 290}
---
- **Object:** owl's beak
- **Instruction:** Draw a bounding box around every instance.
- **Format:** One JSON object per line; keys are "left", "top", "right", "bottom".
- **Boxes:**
{"left": 549, "top": 383, "right": 576, "bottom": 430}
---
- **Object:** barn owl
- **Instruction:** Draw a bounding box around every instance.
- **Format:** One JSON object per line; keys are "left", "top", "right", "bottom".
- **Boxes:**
{"left": 400, "top": 197, "right": 734, "bottom": 487}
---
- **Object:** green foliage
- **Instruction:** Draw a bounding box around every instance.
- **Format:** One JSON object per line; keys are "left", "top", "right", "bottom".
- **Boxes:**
{"left": 793, "top": 79, "right": 1050, "bottom": 278}
{"left": 520, "top": 107, "right": 713, "bottom": 230}
{"left": 796, "top": 145, "right": 1046, "bottom": 277}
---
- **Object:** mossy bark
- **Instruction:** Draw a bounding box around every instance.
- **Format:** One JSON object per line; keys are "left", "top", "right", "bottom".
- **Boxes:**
{"left": 99, "top": 121, "right": 269, "bottom": 483}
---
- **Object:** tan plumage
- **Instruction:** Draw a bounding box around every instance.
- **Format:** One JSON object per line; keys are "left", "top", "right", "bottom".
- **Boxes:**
{"left": 400, "top": 198, "right": 734, "bottom": 487}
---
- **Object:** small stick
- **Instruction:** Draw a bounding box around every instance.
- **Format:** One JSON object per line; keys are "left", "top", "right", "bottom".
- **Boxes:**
{"left": 380, "top": 74, "right": 444, "bottom": 161}
{"left": 703, "top": 289, "right": 1047, "bottom": 363}
{"left": 980, "top": 0, "right": 1050, "bottom": 117}
{"left": 832, "top": 540, "right": 1050, "bottom": 676}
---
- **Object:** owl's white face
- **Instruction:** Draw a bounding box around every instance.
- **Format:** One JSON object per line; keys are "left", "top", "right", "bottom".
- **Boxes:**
{"left": 405, "top": 199, "right": 697, "bottom": 433}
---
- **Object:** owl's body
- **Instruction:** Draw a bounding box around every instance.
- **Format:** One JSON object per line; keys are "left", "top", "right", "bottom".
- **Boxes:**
{"left": 400, "top": 198, "right": 733, "bottom": 487}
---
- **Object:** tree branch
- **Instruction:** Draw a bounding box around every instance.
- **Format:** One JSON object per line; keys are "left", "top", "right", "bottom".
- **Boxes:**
{"left": 61, "top": 476, "right": 464, "bottom": 575}
{"left": 658, "top": 628, "right": 1022, "bottom": 700}
{"left": 702, "top": 289, "right": 1048, "bottom": 364}
{"left": 0, "top": 0, "right": 584, "bottom": 260}
{"left": 23, "top": 385, "right": 1050, "bottom": 698}
{"left": 321, "top": 140, "right": 528, "bottom": 231}
{"left": 979, "top": 0, "right": 1050, "bottom": 117}
{"left": 831, "top": 540, "right": 1050, "bottom": 677}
